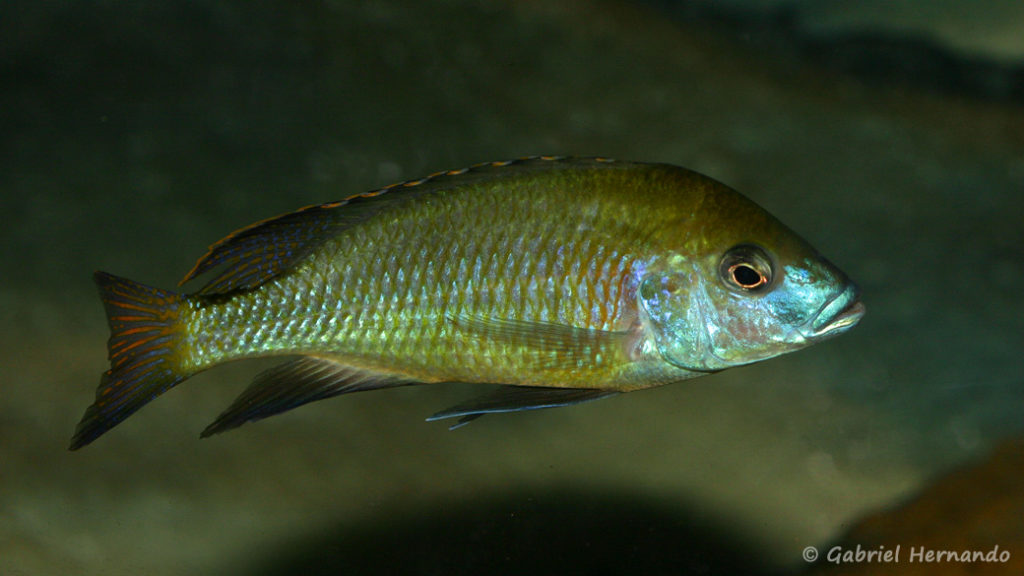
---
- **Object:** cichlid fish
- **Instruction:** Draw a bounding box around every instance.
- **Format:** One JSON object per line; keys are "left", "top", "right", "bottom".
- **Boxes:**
{"left": 69, "top": 156, "right": 863, "bottom": 449}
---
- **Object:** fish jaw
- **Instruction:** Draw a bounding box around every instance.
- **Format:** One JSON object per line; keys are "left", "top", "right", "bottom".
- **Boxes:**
{"left": 800, "top": 284, "right": 865, "bottom": 340}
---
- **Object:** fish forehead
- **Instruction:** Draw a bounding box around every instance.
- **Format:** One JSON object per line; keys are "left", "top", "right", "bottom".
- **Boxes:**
{"left": 683, "top": 184, "right": 817, "bottom": 265}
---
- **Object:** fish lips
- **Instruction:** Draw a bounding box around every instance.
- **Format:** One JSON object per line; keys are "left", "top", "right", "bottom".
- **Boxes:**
{"left": 802, "top": 285, "right": 865, "bottom": 340}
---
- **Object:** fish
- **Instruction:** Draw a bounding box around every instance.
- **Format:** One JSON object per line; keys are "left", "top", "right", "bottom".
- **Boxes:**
{"left": 69, "top": 156, "right": 864, "bottom": 450}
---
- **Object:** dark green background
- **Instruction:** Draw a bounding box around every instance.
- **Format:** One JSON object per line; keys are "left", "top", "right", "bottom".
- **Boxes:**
{"left": 3, "top": 2, "right": 1022, "bottom": 574}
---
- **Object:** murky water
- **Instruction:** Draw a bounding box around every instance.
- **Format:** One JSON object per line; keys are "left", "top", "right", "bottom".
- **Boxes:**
{"left": 3, "top": 2, "right": 1022, "bottom": 574}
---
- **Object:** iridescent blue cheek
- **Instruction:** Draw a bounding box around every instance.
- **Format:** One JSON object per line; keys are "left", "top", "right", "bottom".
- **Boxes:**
{"left": 763, "top": 262, "right": 838, "bottom": 327}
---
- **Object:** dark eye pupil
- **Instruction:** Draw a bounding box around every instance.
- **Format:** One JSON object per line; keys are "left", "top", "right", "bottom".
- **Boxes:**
{"left": 719, "top": 245, "right": 773, "bottom": 292}
{"left": 732, "top": 264, "right": 762, "bottom": 287}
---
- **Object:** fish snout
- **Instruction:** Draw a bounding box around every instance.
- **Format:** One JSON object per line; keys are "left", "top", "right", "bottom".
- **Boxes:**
{"left": 803, "top": 285, "right": 865, "bottom": 339}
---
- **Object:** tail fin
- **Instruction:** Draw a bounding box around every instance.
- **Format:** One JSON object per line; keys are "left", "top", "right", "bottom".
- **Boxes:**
{"left": 69, "top": 271, "right": 192, "bottom": 450}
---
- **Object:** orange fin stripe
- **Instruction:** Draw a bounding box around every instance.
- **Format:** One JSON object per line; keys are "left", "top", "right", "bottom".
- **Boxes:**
{"left": 115, "top": 325, "right": 169, "bottom": 336}
{"left": 114, "top": 355, "right": 165, "bottom": 379}
{"left": 111, "top": 334, "right": 174, "bottom": 368}
{"left": 69, "top": 272, "right": 193, "bottom": 450}
{"left": 108, "top": 301, "right": 167, "bottom": 314}
{"left": 110, "top": 315, "right": 161, "bottom": 323}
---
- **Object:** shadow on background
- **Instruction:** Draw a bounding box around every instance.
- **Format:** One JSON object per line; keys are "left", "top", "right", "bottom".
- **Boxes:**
{"left": 249, "top": 489, "right": 781, "bottom": 576}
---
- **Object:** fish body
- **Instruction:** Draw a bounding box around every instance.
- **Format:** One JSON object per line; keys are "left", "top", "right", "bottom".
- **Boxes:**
{"left": 70, "top": 157, "right": 863, "bottom": 449}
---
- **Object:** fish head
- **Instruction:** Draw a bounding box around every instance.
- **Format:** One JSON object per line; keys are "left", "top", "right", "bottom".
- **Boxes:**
{"left": 639, "top": 184, "right": 864, "bottom": 372}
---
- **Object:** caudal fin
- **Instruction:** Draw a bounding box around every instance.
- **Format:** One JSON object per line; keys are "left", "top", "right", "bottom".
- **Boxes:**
{"left": 69, "top": 272, "right": 192, "bottom": 450}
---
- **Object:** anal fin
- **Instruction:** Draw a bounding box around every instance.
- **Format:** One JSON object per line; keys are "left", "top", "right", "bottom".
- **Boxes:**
{"left": 201, "top": 356, "right": 415, "bottom": 437}
{"left": 426, "top": 385, "right": 618, "bottom": 430}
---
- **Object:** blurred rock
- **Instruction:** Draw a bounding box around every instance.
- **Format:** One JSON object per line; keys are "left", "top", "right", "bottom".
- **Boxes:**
{"left": 806, "top": 438, "right": 1024, "bottom": 575}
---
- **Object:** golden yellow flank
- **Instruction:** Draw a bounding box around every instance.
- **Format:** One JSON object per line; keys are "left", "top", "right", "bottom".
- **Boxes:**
{"left": 71, "top": 157, "right": 863, "bottom": 449}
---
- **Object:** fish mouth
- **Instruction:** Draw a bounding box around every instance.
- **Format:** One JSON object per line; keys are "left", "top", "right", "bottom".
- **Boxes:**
{"left": 802, "top": 286, "right": 865, "bottom": 339}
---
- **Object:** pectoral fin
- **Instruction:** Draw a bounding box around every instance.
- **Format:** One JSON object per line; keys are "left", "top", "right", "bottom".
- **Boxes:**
{"left": 451, "top": 314, "right": 633, "bottom": 372}
{"left": 201, "top": 356, "right": 416, "bottom": 437}
{"left": 427, "top": 385, "right": 618, "bottom": 429}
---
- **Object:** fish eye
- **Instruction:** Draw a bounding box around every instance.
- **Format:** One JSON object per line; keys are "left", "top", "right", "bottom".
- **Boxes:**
{"left": 719, "top": 245, "right": 773, "bottom": 292}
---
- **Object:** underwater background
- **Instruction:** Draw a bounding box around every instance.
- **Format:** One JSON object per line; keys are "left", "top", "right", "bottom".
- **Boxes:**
{"left": 3, "top": 1, "right": 1022, "bottom": 574}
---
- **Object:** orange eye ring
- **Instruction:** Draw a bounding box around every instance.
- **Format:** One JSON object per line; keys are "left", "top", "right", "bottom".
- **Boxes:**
{"left": 728, "top": 262, "right": 768, "bottom": 289}
{"left": 720, "top": 245, "right": 774, "bottom": 293}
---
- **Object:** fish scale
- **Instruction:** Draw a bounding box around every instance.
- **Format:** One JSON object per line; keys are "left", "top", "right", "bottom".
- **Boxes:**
{"left": 240, "top": 188, "right": 630, "bottom": 379}
{"left": 69, "top": 157, "right": 862, "bottom": 449}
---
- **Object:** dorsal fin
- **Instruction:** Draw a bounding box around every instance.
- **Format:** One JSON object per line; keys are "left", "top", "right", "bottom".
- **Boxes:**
{"left": 181, "top": 156, "right": 622, "bottom": 295}
{"left": 181, "top": 201, "right": 365, "bottom": 295}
